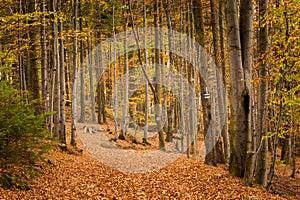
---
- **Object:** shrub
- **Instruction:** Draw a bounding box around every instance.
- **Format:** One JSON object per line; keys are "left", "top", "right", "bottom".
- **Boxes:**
{"left": 0, "top": 81, "right": 51, "bottom": 189}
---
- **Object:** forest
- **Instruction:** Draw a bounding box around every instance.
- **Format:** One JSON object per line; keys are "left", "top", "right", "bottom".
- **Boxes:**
{"left": 0, "top": 0, "right": 299, "bottom": 199}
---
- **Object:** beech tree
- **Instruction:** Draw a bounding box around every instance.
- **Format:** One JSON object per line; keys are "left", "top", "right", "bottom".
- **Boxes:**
{"left": 255, "top": 0, "right": 268, "bottom": 187}
{"left": 226, "top": 0, "right": 255, "bottom": 186}
{"left": 71, "top": 0, "right": 79, "bottom": 147}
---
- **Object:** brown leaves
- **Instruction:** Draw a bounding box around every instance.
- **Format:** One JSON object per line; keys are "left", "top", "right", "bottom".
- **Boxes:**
{"left": 0, "top": 144, "right": 287, "bottom": 200}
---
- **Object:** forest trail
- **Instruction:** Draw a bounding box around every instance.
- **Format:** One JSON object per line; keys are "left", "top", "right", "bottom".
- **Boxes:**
{"left": 76, "top": 121, "right": 201, "bottom": 173}
{"left": 1, "top": 123, "right": 298, "bottom": 199}
{"left": 0, "top": 146, "right": 285, "bottom": 199}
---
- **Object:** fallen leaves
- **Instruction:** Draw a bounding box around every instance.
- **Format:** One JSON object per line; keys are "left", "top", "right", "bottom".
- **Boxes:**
{"left": 0, "top": 132, "right": 297, "bottom": 199}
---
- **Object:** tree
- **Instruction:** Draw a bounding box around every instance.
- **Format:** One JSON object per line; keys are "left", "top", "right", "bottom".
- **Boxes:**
{"left": 58, "top": 0, "right": 66, "bottom": 144}
{"left": 210, "top": 0, "right": 227, "bottom": 164}
{"left": 255, "top": 0, "right": 268, "bottom": 187}
{"left": 26, "top": 0, "right": 40, "bottom": 104}
{"left": 226, "top": 0, "right": 255, "bottom": 186}
{"left": 154, "top": 0, "right": 165, "bottom": 150}
{"left": 112, "top": 0, "right": 118, "bottom": 139}
{"left": 119, "top": 0, "right": 129, "bottom": 140}
{"left": 40, "top": 0, "right": 48, "bottom": 115}
{"left": 0, "top": 81, "right": 51, "bottom": 189}
{"left": 143, "top": 0, "right": 149, "bottom": 144}
{"left": 193, "top": 0, "right": 217, "bottom": 166}
{"left": 71, "top": 0, "right": 79, "bottom": 147}
{"left": 239, "top": 0, "right": 255, "bottom": 187}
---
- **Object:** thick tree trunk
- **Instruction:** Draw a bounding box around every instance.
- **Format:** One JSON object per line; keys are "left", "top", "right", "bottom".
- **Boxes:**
{"left": 226, "top": 0, "right": 248, "bottom": 178}
{"left": 193, "top": 0, "right": 216, "bottom": 165}
{"left": 240, "top": 0, "right": 255, "bottom": 187}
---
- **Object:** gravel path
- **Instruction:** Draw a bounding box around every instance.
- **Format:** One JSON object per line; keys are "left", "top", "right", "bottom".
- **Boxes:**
{"left": 78, "top": 123, "right": 185, "bottom": 173}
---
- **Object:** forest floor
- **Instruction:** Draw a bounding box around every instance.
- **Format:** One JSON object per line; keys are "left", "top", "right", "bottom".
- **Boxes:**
{"left": 0, "top": 121, "right": 299, "bottom": 199}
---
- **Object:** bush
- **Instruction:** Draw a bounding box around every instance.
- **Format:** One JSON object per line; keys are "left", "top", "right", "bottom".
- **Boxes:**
{"left": 0, "top": 82, "right": 51, "bottom": 188}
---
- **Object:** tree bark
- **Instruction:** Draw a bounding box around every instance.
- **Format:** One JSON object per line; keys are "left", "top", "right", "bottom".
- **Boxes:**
{"left": 226, "top": 0, "right": 248, "bottom": 178}
{"left": 58, "top": 0, "right": 66, "bottom": 144}
{"left": 79, "top": 0, "right": 85, "bottom": 123}
{"left": 154, "top": 0, "right": 165, "bottom": 150}
{"left": 218, "top": 0, "right": 230, "bottom": 164}
{"left": 41, "top": 0, "right": 48, "bottom": 114}
{"left": 143, "top": 0, "right": 149, "bottom": 144}
{"left": 239, "top": 0, "right": 255, "bottom": 187}
{"left": 71, "top": 0, "right": 79, "bottom": 147}
{"left": 255, "top": 0, "right": 268, "bottom": 188}
{"left": 120, "top": 0, "right": 129, "bottom": 139}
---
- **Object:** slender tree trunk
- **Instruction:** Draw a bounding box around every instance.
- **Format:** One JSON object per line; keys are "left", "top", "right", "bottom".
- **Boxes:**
{"left": 58, "top": 0, "right": 66, "bottom": 143}
{"left": 97, "top": 41, "right": 106, "bottom": 124}
{"left": 290, "top": 119, "right": 296, "bottom": 178}
{"left": 143, "top": 0, "right": 149, "bottom": 144}
{"left": 164, "top": 0, "right": 174, "bottom": 143}
{"left": 267, "top": 91, "right": 283, "bottom": 191}
{"left": 112, "top": 0, "right": 118, "bottom": 139}
{"left": 41, "top": 0, "right": 48, "bottom": 114}
{"left": 154, "top": 0, "right": 165, "bottom": 150}
{"left": 179, "top": 0, "right": 185, "bottom": 153}
{"left": 88, "top": 49, "right": 96, "bottom": 123}
{"left": 255, "top": 2, "right": 270, "bottom": 179}
{"left": 79, "top": 0, "right": 85, "bottom": 123}
{"left": 26, "top": 1, "right": 40, "bottom": 104}
{"left": 54, "top": 0, "right": 61, "bottom": 139}
{"left": 50, "top": 0, "right": 58, "bottom": 135}
{"left": 210, "top": 0, "right": 225, "bottom": 164}
{"left": 218, "top": 0, "right": 230, "bottom": 164}
{"left": 120, "top": 0, "right": 129, "bottom": 139}
{"left": 71, "top": 0, "right": 79, "bottom": 147}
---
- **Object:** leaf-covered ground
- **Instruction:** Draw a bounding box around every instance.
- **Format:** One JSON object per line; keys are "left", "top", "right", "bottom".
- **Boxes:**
{"left": 1, "top": 146, "right": 297, "bottom": 199}
{"left": 0, "top": 122, "right": 299, "bottom": 199}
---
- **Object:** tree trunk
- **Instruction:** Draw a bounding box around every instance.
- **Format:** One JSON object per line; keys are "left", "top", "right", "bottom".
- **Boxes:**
{"left": 112, "top": 0, "right": 118, "bottom": 139}
{"left": 255, "top": 0, "right": 269, "bottom": 187}
{"left": 210, "top": 0, "right": 226, "bottom": 164}
{"left": 143, "top": 0, "right": 149, "bottom": 144}
{"left": 71, "top": 0, "right": 79, "bottom": 147}
{"left": 26, "top": 0, "right": 40, "bottom": 104}
{"left": 218, "top": 0, "right": 230, "bottom": 164}
{"left": 120, "top": 1, "right": 129, "bottom": 139}
{"left": 58, "top": 0, "right": 66, "bottom": 144}
{"left": 79, "top": 0, "right": 85, "bottom": 123}
{"left": 41, "top": 0, "right": 48, "bottom": 114}
{"left": 179, "top": 0, "right": 186, "bottom": 153}
{"left": 239, "top": 0, "right": 255, "bottom": 187}
{"left": 154, "top": 0, "right": 165, "bottom": 150}
{"left": 193, "top": 0, "right": 216, "bottom": 165}
{"left": 164, "top": 0, "right": 174, "bottom": 143}
{"left": 226, "top": 0, "right": 248, "bottom": 178}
